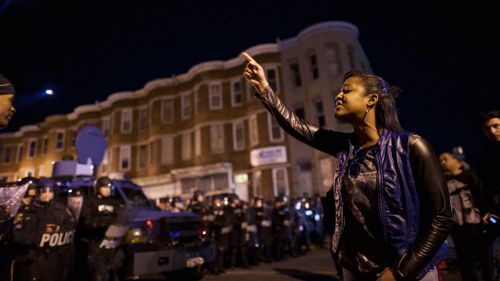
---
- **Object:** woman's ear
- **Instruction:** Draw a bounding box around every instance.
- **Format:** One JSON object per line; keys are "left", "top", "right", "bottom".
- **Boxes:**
{"left": 367, "top": 94, "right": 379, "bottom": 108}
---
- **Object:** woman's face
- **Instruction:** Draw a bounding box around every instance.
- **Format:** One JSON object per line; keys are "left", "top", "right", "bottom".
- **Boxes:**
{"left": 334, "top": 76, "right": 371, "bottom": 123}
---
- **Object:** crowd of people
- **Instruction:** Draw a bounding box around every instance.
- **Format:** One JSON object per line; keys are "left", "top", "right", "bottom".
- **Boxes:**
{"left": 159, "top": 191, "right": 326, "bottom": 275}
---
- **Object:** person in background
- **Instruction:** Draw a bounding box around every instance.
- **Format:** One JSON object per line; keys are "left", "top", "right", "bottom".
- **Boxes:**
{"left": 440, "top": 152, "right": 488, "bottom": 281}
{"left": 476, "top": 109, "right": 500, "bottom": 281}
{"left": 243, "top": 52, "right": 452, "bottom": 281}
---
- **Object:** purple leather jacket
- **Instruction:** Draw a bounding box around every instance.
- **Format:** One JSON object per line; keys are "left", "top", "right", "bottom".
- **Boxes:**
{"left": 256, "top": 87, "right": 452, "bottom": 280}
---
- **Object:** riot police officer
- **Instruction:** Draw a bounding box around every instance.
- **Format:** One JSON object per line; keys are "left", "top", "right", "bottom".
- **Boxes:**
{"left": 254, "top": 197, "right": 273, "bottom": 263}
{"left": 272, "top": 195, "right": 294, "bottom": 261}
{"left": 11, "top": 178, "right": 76, "bottom": 281}
{"left": 210, "top": 195, "right": 233, "bottom": 274}
{"left": 228, "top": 194, "right": 249, "bottom": 269}
{"left": 79, "top": 176, "right": 123, "bottom": 281}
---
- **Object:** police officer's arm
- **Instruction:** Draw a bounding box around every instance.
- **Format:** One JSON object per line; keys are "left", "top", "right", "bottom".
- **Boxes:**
{"left": 12, "top": 209, "right": 38, "bottom": 246}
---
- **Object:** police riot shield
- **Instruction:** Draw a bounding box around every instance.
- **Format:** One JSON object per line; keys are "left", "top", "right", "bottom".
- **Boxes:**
{"left": 88, "top": 206, "right": 136, "bottom": 273}
{"left": 0, "top": 183, "right": 28, "bottom": 219}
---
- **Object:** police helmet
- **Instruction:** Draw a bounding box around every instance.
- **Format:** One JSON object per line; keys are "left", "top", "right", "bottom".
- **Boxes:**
{"left": 192, "top": 190, "right": 204, "bottom": 200}
{"left": 95, "top": 176, "right": 112, "bottom": 190}
{"left": 36, "top": 177, "right": 57, "bottom": 194}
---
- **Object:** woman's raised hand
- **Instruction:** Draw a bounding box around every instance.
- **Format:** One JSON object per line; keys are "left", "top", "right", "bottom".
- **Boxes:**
{"left": 242, "top": 52, "right": 269, "bottom": 94}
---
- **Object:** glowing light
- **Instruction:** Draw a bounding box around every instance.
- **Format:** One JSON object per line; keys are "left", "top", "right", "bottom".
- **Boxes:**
{"left": 45, "top": 89, "right": 54, "bottom": 96}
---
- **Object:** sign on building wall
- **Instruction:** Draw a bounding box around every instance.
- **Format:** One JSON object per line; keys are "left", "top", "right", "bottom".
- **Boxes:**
{"left": 250, "top": 146, "right": 287, "bottom": 167}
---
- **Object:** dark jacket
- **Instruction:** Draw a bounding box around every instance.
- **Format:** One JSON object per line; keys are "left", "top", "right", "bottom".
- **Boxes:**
{"left": 256, "top": 87, "right": 452, "bottom": 281}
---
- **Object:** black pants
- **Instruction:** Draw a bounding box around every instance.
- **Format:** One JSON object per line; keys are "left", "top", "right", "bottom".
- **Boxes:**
{"left": 451, "top": 223, "right": 486, "bottom": 281}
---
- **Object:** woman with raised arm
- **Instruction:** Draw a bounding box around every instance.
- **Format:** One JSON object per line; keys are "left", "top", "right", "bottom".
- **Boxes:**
{"left": 242, "top": 52, "right": 452, "bottom": 281}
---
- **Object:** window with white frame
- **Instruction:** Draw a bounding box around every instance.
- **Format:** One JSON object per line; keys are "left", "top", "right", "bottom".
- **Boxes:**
{"left": 119, "top": 145, "right": 131, "bottom": 171}
{"left": 249, "top": 115, "right": 259, "bottom": 147}
{"left": 17, "top": 145, "right": 23, "bottom": 163}
{"left": 3, "top": 146, "right": 12, "bottom": 164}
{"left": 233, "top": 121, "right": 245, "bottom": 151}
{"left": 266, "top": 67, "right": 279, "bottom": 92}
{"left": 210, "top": 124, "right": 224, "bottom": 154}
{"left": 267, "top": 113, "right": 283, "bottom": 142}
{"left": 70, "top": 130, "right": 76, "bottom": 148}
{"left": 289, "top": 61, "right": 302, "bottom": 87}
{"left": 182, "top": 132, "right": 192, "bottom": 160}
{"left": 138, "top": 144, "right": 148, "bottom": 169}
{"left": 55, "top": 131, "right": 65, "bottom": 151}
{"left": 121, "top": 109, "right": 132, "bottom": 133}
{"left": 272, "top": 168, "right": 289, "bottom": 196}
{"left": 315, "top": 100, "right": 325, "bottom": 127}
{"left": 161, "top": 136, "right": 174, "bottom": 165}
{"left": 149, "top": 141, "right": 155, "bottom": 166}
{"left": 247, "top": 81, "right": 258, "bottom": 101}
{"left": 194, "top": 90, "right": 201, "bottom": 114}
{"left": 182, "top": 93, "right": 192, "bottom": 119}
{"left": 102, "top": 117, "right": 111, "bottom": 137}
{"left": 28, "top": 139, "right": 37, "bottom": 159}
{"left": 139, "top": 107, "right": 149, "bottom": 132}
{"left": 231, "top": 80, "right": 242, "bottom": 107}
{"left": 161, "top": 98, "right": 174, "bottom": 124}
{"left": 194, "top": 128, "right": 202, "bottom": 157}
{"left": 42, "top": 136, "right": 48, "bottom": 155}
{"left": 209, "top": 83, "right": 223, "bottom": 110}
{"left": 325, "top": 43, "right": 341, "bottom": 76}
{"left": 309, "top": 53, "right": 319, "bottom": 80}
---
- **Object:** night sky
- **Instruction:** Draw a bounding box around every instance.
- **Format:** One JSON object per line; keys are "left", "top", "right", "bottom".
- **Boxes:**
{"left": 0, "top": 0, "right": 499, "bottom": 164}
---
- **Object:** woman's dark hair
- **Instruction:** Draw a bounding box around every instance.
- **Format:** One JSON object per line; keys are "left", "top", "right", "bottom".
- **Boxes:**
{"left": 479, "top": 109, "right": 500, "bottom": 125}
{"left": 344, "top": 71, "right": 402, "bottom": 131}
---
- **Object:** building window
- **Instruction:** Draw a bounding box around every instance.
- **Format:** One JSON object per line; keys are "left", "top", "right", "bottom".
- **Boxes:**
{"left": 102, "top": 117, "right": 111, "bottom": 137}
{"left": 121, "top": 109, "right": 132, "bottom": 134}
{"left": 231, "top": 80, "right": 242, "bottom": 107}
{"left": 161, "top": 98, "right": 174, "bottom": 124}
{"left": 17, "top": 145, "right": 23, "bottom": 163}
{"left": 294, "top": 106, "right": 305, "bottom": 119}
{"left": 182, "top": 93, "right": 192, "bottom": 119}
{"left": 161, "top": 136, "right": 174, "bottom": 165}
{"left": 195, "top": 128, "right": 202, "bottom": 157}
{"left": 28, "top": 139, "right": 37, "bottom": 159}
{"left": 210, "top": 124, "right": 224, "bottom": 154}
{"left": 273, "top": 168, "right": 289, "bottom": 196}
{"left": 149, "top": 141, "right": 155, "bottom": 166}
{"left": 38, "top": 165, "right": 45, "bottom": 177}
{"left": 266, "top": 68, "right": 279, "bottom": 92}
{"left": 139, "top": 107, "right": 149, "bottom": 132}
{"left": 249, "top": 115, "right": 259, "bottom": 147}
{"left": 325, "top": 44, "right": 341, "bottom": 76}
{"left": 268, "top": 113, "right": 283, "bottom": 142}
{"left": 55, "top": 131, "right": 65, "bottom": 151}
{"left": 309, "top": 53, "right": 319, "bottom": 79}
{"left": 3, "top": 146, "right": 12, "bottom": 164}
{"left": 289, "top": 62, "right": 302, "bottom": 86}
{"left": 138, "top": 144, "right": 148, "bottom": 169}
{"left": 194, "top": 90, "right": 201, "bottom": 114}
{"left": 233, "top": 121, "right": 245, "bottom": 151}
{"left": 119, "top": 145, "right": 131, "bottom": 171}
{"left": 209, "top": 83, "right": 223, "bottom": 110}
{"left": 247, "top": 81, "right": 258, "bottom": 102}
{"left": 42, "top": 137, "right": 48, "bottom": 155}
{"left": 182, "top": 132, "right": 192, "bottom": 160}
{"left": 315, "top": 100, "right": 325, "bottom": 127}
{"left": 70, "top": 130, "right": 76, "bottom": 148}
{"left": 347, "top": 45, "right": 356, "bottom": 70}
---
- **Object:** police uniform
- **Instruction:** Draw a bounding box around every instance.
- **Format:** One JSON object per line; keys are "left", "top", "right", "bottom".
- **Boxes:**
{"left": 228, "top": 198, "right": 249, "bottom": 268}
{"left": 11, "top": 198, "right": 76, "bottom": 281}
{"left": 255, "top": 199, "right": 273, "bottom": 262}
